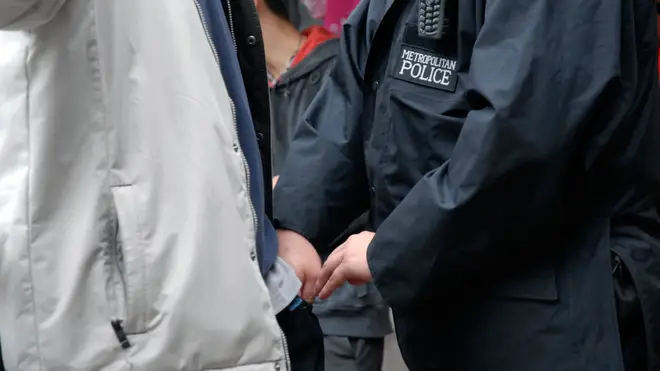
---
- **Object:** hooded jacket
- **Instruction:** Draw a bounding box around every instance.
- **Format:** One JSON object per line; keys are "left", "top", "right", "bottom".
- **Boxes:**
{"left": 273, "top": 0, "right": 660, "bottom": 370}
{"left": 0, "top": 0, "right": 288, "bottom": 370}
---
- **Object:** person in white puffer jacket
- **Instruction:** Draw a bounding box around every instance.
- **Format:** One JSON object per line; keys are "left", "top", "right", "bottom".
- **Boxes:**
{"left": 0, "top": 1, "right": 292, "bottom": 370}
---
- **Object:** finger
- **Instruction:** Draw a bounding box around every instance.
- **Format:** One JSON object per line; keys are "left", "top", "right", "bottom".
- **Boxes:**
{"left": 300, "top": 270, "right": 319, "bottom": 303}
{"left": 318, "top": 267, "right": 347, "bottom": 299}
{"left": 325, "top": 244, "right": 346, "bottom": 262}
{"left": 316, "top": 249, "right": 345, "bottom": 294}
{"left": 301, "top": 284, "right": 315, "bottom": 303}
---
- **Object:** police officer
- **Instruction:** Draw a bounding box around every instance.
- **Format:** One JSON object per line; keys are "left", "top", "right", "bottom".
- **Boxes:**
{"left": 273, "top": 0, "right": 660, "bottom": 370}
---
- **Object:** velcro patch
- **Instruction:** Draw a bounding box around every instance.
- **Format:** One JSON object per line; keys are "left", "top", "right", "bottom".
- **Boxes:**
{"left": 391, "top": 44, "right": 458, "bottom": 92}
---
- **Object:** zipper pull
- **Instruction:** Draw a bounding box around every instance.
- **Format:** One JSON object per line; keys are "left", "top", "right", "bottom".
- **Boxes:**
{"left": 111, "top": 319, "right": 132, "bottom": 350}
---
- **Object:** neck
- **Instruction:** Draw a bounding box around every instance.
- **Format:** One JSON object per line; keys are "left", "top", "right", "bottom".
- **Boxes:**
{"left": 260, "top": 14, "right": 305, "bottom": 78}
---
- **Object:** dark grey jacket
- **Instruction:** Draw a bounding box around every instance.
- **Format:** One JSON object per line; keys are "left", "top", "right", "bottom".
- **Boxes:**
{"left": 271, "top": 39, "right": 393, "bottom": 338}
{"left": 271, "top": 39, "right": 337, "bottom": 175}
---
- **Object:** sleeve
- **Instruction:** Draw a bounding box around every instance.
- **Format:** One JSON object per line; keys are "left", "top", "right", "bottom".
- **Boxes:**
{"left": 0, "top": 0, "right": 65, "bottom": 30}
{"left": 366, "top": 0, "right": 641, "bottom": 310}
{"left": 272, "top": 0, "right": 373, "bottom": 250}
{"left": 610, "top": 186, "right": 660, "bottom": 359}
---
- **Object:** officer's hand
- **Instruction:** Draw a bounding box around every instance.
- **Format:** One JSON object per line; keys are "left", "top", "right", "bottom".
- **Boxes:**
{"left": 315, "top": 231, "right": 374, "bottom": 299}
{"left": 277, "top": 230, "right": 322, "bottom": 302}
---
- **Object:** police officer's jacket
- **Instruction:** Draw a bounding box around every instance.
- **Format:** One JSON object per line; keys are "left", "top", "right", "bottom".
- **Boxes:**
{"left": 273, "top": 0, "right": 660, "bottom": 370}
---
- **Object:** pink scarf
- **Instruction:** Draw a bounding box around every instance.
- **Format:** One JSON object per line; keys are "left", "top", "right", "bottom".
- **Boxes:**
{"left": 300, "top": 0, "right": 359, "bottom": 35}
{"left": 324, "top": 0, "right": 360, "bottom": 35}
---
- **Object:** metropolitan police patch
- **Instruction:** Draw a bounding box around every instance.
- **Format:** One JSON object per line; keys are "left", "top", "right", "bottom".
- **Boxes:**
{"left": 392, "top": 44, "right": 458, "bottom": 92}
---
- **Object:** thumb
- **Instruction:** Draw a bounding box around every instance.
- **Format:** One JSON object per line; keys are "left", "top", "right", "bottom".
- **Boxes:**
{"left": 300, "top": 271, "right": 318, "bottom": 303}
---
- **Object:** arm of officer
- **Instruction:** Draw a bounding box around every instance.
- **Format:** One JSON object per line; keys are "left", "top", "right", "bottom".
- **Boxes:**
{"left": 367, "top": 0, "right": 643, "bottom": 310}
{"left": 0, "top": 0, "right": 66, "bottom": 30}
{"left": 611, "top": 186, "right": 660, "bottom": 275}
{"left": 273, "top": 0, "right": 374, "bottom": 249}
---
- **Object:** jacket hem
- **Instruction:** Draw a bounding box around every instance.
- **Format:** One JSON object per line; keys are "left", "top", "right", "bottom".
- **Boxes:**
{"left": 315, "top": 307, "right": 393, "bottom": 338}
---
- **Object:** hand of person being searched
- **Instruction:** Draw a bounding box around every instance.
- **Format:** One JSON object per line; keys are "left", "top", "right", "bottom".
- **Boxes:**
{"left": 315, "top": 231, "right": 374, "bottom": 300}
{"left": 277, "top": 229, "right": 322, "bottom": 303}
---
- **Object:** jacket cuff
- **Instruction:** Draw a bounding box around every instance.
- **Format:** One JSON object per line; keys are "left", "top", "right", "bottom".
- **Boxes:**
{"left": 272, "top": 217, "right": 318, "bottom": 246}
{"left": 366, "top": 240, "right": 416, "bottom": 312}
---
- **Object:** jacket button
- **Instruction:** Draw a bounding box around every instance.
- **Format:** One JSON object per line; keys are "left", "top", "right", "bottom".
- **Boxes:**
{"left": 247, "top": 35, "right": 257, "bottom": 45}
{"left": 310, "top": 71, "right": 321, "bottom": 84}
{"left": 250, "top": 249, "right": 257, "bottom": 261}
{"left": 256, "top": 132, "right": 264, "bottom": 142}
{"left": 274, "top": 363, "right": 281, "bottom": 371}
{"left": 232, "top": 142, "right": 239, "bottom": 152}
{"left": 371, "top": 81, "right": 379, "bottom": 90}
{"left": 370, "top": 187, "right": 376, "bottom": 194}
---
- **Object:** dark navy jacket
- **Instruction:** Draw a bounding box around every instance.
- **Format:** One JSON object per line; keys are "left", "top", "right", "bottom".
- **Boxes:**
{"left": 198, "top": 0, "right": 278, "bottom": 276}
{"left": 274, "top": 0, "right": 660, "bottom": 370}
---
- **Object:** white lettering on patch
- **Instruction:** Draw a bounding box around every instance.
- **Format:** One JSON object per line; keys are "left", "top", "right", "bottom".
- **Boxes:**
{"left": 392, "top": 45, "right": 458, "bottom": 92}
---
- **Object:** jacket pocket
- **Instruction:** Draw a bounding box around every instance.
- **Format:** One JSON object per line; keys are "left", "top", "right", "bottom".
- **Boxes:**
{"left": 489, "top": 265, "right": 559, "bottom": 302}
{"left": 386, "top": 89, "right": 466, "bottom": 167}
{"left": 109, "top": 185, "right": 149, "bottom": 334}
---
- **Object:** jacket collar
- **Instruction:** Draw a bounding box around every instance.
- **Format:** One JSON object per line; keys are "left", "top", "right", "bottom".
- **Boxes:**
{"left": 274, "top": 39, "right": 339, "bottom": 86}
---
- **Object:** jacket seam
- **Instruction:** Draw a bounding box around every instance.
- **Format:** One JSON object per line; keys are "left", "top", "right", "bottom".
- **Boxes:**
{"left": 605, "top": 222, "right": 626, "bottom": 371}
{"left": 90, "top": 3, "right": 112, "bottom": 189}
{"left": 24, "top": 30, "right": 45, "bottom": 371}
{"left": 89, "top": 3, "right": 132, "bottom": 365}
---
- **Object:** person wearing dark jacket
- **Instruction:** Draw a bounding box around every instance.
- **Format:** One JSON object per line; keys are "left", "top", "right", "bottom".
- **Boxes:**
{"left": 274, "top": 0, "right": 660, "bottom": 370}
{"left": 256, "top": 1, "right": 393, "bottom": 370}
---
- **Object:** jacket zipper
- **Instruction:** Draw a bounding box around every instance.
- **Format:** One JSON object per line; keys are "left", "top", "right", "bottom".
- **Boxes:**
{"left": 225, "top": 4, "right": 291, "bottom": 370}
{"left": 109, "top": 207, "right": 131, "bottom": 349}
{"left": 191, "top": 0, "right": 258, "bottom": 235}
{"left": 225, "top": 0, "right": 259, "bottom": 237}
{"left": 225, "top": 0, "right": 237, "bottom": 51}
{"left": 280, "top": 327, "right": 292, "bottom": 371}
{"left": 192, "top": 2, "right": 290, "bottom": 369}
